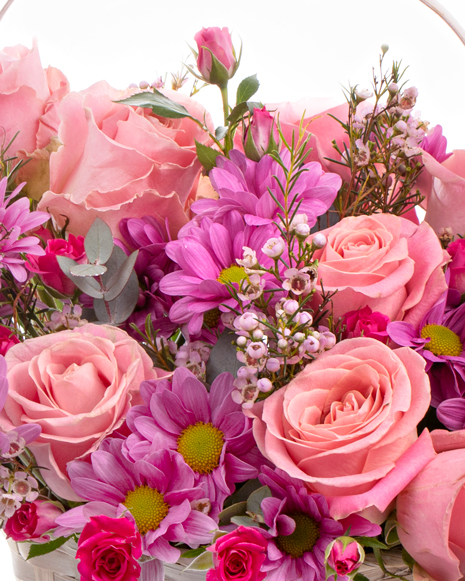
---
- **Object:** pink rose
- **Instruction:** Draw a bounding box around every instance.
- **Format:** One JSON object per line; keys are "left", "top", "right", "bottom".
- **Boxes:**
{"left": 0, "top": 324, "right": 162, "bottom": 500}
{"left": 243, "top": 107, "right": 279, "bottom": 161}
{"left": 327, "top": 539, "right": 364, "bottom": 577}
{"left": 4, "top": 498, "right": 63, "bottom": 542}
{"left": 447, "top": 238, "right": 465, "bottom": 294}
{"left": 248, "top": 338, "right": 435, "bottom": 521}
{"left": 194, "top": 27, "right": 237, "bottom": 85}
{"left": 312, "top": 214, "right": 448, "bottom": 329}
{"left": 0, "top": 326, "right": 19, "bottom": 356}
{"left": 341, "top": 306, "right": 390, "bottom": 344}
{"left": 77, "top": 515, "right": 142, "bottom": 581}
{"left": 207, "top": 526, "right": 268, "bottom": 581}
{"left": 27, "top": 234, "right": 85, "bottom": 296}
{"left": 38, "top": 81, "right": 213, "bottom": 240}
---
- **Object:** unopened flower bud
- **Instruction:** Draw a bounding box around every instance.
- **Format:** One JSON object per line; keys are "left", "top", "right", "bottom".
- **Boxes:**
{"left": 139, "top": 80, "right": 150, "bottom": 89}
{"left": 257, "top": 378, "right": 273, "bottom": 393}
{"left": 252, "top": 329, "right": 264, "bottom": 340}
{"left": 236, "top": 336, "right": 247, "bottom": 347}
{"left": 295, "top": 223, "right": 310, "bottom": 238}
{"left": 266, "top": 358, "right": 280, "bottom": 372}
{"left": 326, "top": 538, "right": 365, "bottom": 577}
{"left": 381, "top": 43, "right": 389, "bottom": 54}
{"left": 355, "top": 87, "right": 373, "bottom": 102}
{"left": 295, "top": 311, "right": 313, "bottom": 326}
{"left": 388, "top": 82, "right": 399, "bottom": 95}
{"left": 277, "top": 338, "right": 288, "bottom": 350}
{"left": 294, "top": 332, "right": 305, "bottom": 343}
{"left": 283, "top": 299, "right": 299, "bottom": 315}
{"left": 247, "top": 342, "right": 267, "bottom": 359}
{"left": 312, "top": 233, "right": 327, "bottom": 249}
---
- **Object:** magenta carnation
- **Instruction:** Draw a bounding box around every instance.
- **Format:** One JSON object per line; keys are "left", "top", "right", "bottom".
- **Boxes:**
{"left": 124, "top": 368, "right": 261, "bottom": 516}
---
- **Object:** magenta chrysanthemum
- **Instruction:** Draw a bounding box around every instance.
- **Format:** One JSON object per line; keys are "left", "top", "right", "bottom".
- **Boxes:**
{"left": 65, "top": 438, "right": 217, "bottom": 561}
{"left": 124, "top": 368, "right": 261, "bottom": 516}
{"left": 160, "top": 214, "right": 277, "bottom": 335}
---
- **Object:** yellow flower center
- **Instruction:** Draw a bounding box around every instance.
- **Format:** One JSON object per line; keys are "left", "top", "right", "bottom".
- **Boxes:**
{"left": 203, "top": 308, "right": 221, "bottom": 329}
{"left": 177, "top": 421, "right": 224, "bottom": 474}
{"left": 420, "top": 324, "right": 463, "bottom": 357}
{"left": 275, "top": 512, "right": 320, "bottom": 558}
{"left": 217, "top": 265, "right": 248, "bottom": 286}
{"left": 123, "top": 485, "right": 169, "bottom": 535}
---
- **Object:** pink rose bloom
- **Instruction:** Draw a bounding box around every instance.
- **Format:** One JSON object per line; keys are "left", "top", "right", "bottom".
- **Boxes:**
{"left": 4, "top": 498, "right": 63, "bottom": 542}
{"left": 0, "top": 324, "right": 162, "bottom": 500}
{"left": 313, "top": 214, "right": 448, "bottom": 329}
{"left": 341, "top": 306, "right": 390, "bottom": 344}
{"left": 38, "top": 81, "right": 214, "bottom": 240}
{"left": 27, "top": 234, "right": 85, "bottom": 296}
{"left": 447, "top": 239, "right": 465, "bottom": 294}
{"left": 247, "top": 338, "right": 435, "bottom": 522}
{"left": 207, "top": 526, "right": 268, "bottom": 581}
{"left": 0, "top": 326, "right": 19, "bottom": 356}
{"left": 77, "top": 515, "right": 142, "bottom": 581}
{"left": 194, "top": 27, "right": 237, "bottom": 84}
{"left": 327, "top": 539, "right": 364, "bottom": 577}
{"left": 397, "top": 442, "right": 465, "bottom": 581}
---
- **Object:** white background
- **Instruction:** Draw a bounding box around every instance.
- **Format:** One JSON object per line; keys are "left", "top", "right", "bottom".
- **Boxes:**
{"left": 0, "top": 0, "right": 464, "bottom": 577}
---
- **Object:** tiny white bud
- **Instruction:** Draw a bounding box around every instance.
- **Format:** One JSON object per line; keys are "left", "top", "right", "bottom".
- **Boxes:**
{"left": 252, "top": 329, "right": 264, "bottom": 340}
{"left": 312, "top": 233, "right": 327, "bottom": 249}
{"left": 294, "top": 332, "right": 305, "bottom": 343}
{"left": 236, "top": 336, "right": 247, "bottom": 347}
{"left": 381, "top": 43, "right": 389, "bottom": 54}
{"left": 278, "top": 339, "right": 288, "bottom": 349}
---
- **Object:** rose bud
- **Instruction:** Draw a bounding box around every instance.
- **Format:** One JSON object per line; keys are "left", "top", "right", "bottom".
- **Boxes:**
{"left": 243, "top": 107, "right": 279, "bottom": 161}
{"left": 194, "top": 27, "right": 239, "bottom": 87}
{"left": 325, "top": 537, "right": 365, "bottom": 578}
{"left": 4, "top": 498, "right": 63, "bottom": 542}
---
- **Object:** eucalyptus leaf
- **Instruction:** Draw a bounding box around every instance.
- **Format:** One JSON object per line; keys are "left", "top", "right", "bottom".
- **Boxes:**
{"left": 230, "top": 515, "right": 260, "bottom": 527}
{"left": 206, "top": 330, "right": 243, "bottom": 384}
{"left": 69, "top": 263, "right": 107, "bottom": 277}
{"left": 183, "top": 550, "right": 213, "bottom": 571}
{"left": 102, "top": 250, "right": 139, "bottom": 301}
{"left": 27, "top": 536, "right": 71, "bottom": 560}
{"left": 195, "top": 140, "right": 222, "bottom": 172}
{"left": 219, "top": 501, "right": 247, "bottom": 525}
{"left": 215, "top": 126, "right": 228, "bottom": 140}
{"left": 84, "top": 218, "right": 114, "bottom": 264}
{"left": 227, "top": 101, "right": 262, "bottom": 125}
{"left": 93, "top": 271, "right": 139, "bottom": 324}
{"left": 236, "top": 74, "right": 259, "bottom": 104}
{"left": 246, "top": 485, "right": 271, "bottom": 515}
{"left": 222, "top": 479, "right": 261, "bottom": 508}
{"left": 56, "top": 256, "right": 103, "bottom": 299}
{"left": 117, "top": 90, "right": 193, "bottom": 119}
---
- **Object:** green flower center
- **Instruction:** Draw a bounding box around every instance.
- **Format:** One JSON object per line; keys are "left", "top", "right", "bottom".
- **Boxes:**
{"left": 275, "top": 511, "right": 320, "bottom": 558}
{"left": 123, "top": 485, "right": 169, "bottom": 535}
{"left": 203, "top": 308, "right": 221, "bottom": 329}
{"left": 420, "top": 324, "right": 463, "bottom": 357}
{"left": 217, "top": 265, "right": 248, "bottom": 285}
{"left": 177, "top": 421, "right": 224, "bottom": 474}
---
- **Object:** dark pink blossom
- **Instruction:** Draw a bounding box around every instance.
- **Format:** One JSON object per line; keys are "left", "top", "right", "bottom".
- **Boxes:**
{"left": 0, "top": 326, "right": 20, "bottom": 356}
{"left": 341, "top": 306, "right": 390, "bottom": 344}
{"left": 4, "top": 498, "right": 63, "bottom": 542}
{"left": 447, "top": 238, "right": 465, "bottom": 295}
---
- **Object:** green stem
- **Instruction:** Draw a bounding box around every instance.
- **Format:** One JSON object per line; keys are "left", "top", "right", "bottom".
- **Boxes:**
{"left": 220, "top": 84, "right": 229, "bottom": 126}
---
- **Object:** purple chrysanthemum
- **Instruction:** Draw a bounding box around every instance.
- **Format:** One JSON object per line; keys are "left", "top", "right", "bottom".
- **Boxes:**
{"left": 160, "top": 213, "right": 277, "bottom": 335}
{"left": 388, "top": 286, "right": 465, "bottom": 430}
{"left": 0, "top": 178, "right": 49, "bottom": 282}
{"left": 191, "top": 149, "right": 341, "bottom": 228}
{"left": 65, "top": 438, "right": 217, "bottom": 561}
{"left": 124, "top": 368, "right": 261, "bottom": 517}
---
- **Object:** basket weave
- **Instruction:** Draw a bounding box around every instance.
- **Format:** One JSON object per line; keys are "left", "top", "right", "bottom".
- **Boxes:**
{"left": 7, "top": 538, "right": 413, "bottom": 581}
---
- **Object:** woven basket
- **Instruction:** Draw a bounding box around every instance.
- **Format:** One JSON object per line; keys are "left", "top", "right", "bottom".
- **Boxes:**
{"left": 7, "top": 538, "right": 413, "bottom": 581}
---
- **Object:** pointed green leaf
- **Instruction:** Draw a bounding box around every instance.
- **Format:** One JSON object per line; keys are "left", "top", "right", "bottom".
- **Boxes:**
{"left": 246, "top": 486, "right": 271, "bottom": 515}
{"left": 102, "top": 250, "right": 139, "bottom": 301}
{"left": 69, "top": 263, "right": 107, "bottom": 277}
{"left": 56, "top": 256, "right": 103, "bottom": 299}
{"left": 117, "top": 90, "right": 192, "bottom": 119}
{"left": 195, "top": 140, "right": 222, "bottom": 172}
{"left": 84, "top": 218, "right": 114, "bottom": 265}
{"left": 236, "top": 74, "right": 259, "bottom": 105}
{"left": 93, "top": 270, "right": 139, "bottom": 324}
{"left": 354, "top": 574, "right": 369, "bottom": 581}
{"left": 401, "top": 548, "right": 415, "bottom": 570}
{"left": 183, "top": 550, "right": 213, "bottom": 571}
{"left": 180, "top": 547, "right": 206, "bottom": 559}
{"left": 227, "top": 101, "right": 262, "bottom": 125}
{"left": 203, "top": 49, "right": 231, "bottom": 87}
{"left": 219, "top": 501, "right": 247, "bottom": 525}
{"left": 230, "top": 515, "right": 260, "bottom": 527}
{"left": 355, "top": 536, "right": 388, "bottom": 550}
{"left": 27, "top": 536, "right": 72, "bottom": 560}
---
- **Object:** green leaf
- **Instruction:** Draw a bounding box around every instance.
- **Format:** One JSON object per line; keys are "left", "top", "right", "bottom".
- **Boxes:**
{"left": 215, "top": 126, "right": 228, "bottom": 140}
{"left": 181, "top": 547, "right": 206, "bottom": 559}
{"left": 354, "top": 574, "right": 370, "bottom": 581}
{"left": 117, "top": 90, "right": 192, "bottom": 119}
{"left": 27, "top": 536, "right": 71, "bottom": 560}
{"left": 195, "top": 140, "right": 222, "bottom": 172}
{"left": 69, "top": 263, "right": 107, "bottom": 277}
{"left": 219, "top": 501, "right": 247, "bottom": 525}
{"left": 102, "top": 250, "right": 139, "bottom": 301}
{"left": 401, "top": 548, "right": 415, "bottom": 570}
{"left": 236, "top": 74, "right": 259, "bottom": 104}
{"left": 230, "top": 515, "right": 260, "bottom": 527}
{"left": 183, "top": 550, "right": 213, "bottom": 571}
{"left": 206, "top": 329, "right": 243, "bottom": 384}
{"left": 384, "top": 511, "right": 400, "bottom": 547}
{"left": 227, "top": 101, "right": 262, "bottom": 125}
{"left": 355, "top": 537, "right": 388, "bottom": 550}
{"left": 56, "top": 256, "right": 103, "bottom": 299}
{"left": 84, "top": 218, "right": 113, "bottom": 265}
{"left": 246, "top": 485, "right": 271, "bottom": 515}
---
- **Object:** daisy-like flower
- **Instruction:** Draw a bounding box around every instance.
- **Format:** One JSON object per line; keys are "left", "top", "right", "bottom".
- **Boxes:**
{"left": 124, "top": 368, "right": 261, "bottom": 517}
{"left": 191, "top": 149, "right": 341, "bottom": 229}
{"left": 159, "top": 214, "right": 277, "bottom": 335}
{"left": 0, "top": 178, "right": 49, "bottom": 282}
{"left": 388, "top": 287, "right": 465, "bottom": 430}
{"left": 65, "top": 438, "right": 217, "bottom": 561}
{"left": 258, "top": 467, "right": 380, "bottom": 581}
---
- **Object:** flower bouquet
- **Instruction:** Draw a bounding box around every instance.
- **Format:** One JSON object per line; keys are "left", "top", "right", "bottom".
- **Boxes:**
{"left": 1, "top": 12, "right": 465, "bottom": 581}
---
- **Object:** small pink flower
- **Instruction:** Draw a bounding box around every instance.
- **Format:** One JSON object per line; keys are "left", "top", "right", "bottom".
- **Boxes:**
{"left": 447, "top": 239, "right": 465, "bottom": 294}
{"left": 243, "top": 107, "right": 279, "bottom": 161}
{"left": 326, "top": 538, "right": 364, "bottom": 577}
{"left": 77, "top": 516, "right": 142, "bottom": 581}
{"left": 342, "top": 306, "right": 390, "bottom": 344}
{"left": 207, "top": 526, "right": 268, "bottom": 581}
{"left": 4, "top": 498, "right": 63, "bottom": 542}
{"left": 0, "top": 327, "right": 19, "bottom": 356}
{"left": 262, "top": 237, "right": 285, "bottom": 258}
{"left": 194, "top": 27, "right": 238, "bottom": 86}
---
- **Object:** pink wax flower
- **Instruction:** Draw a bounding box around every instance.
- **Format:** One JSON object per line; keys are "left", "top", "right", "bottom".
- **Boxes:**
{"left": 38, "top": 82, "right": 214, "bottom": 241}
{"left": 77, "top": 515, "right": 142, "bottom": 581}
{"left": 0, "top": 324, "right": 162, "bottom": 501}
{"left": 447, "top": 239, "right": 465, "bottom": 294}
{"left": 247, "top": 338, "right": 435, "bottom": 522}
{"left": 0, "top": 327, "right": 19, "bottom": 356}
{"left": 27, "top": 234, "right": 85, "bottom": 296}
{"left": 341, "top": 306, "right": 390, "bottom": 344}
{"left": 194, "top": 27, "right": 238, "bottom": 86}
{"left": 313, "top": 214, "right": 448, "bottom": 329}
{"left": 206, "top": 526, "right": 268, "bottom": 581}
{"left": 243, "top": 107, "right": 279, "bottom": 162}
{"left": 326, "top": 539, "right": 364, "bottom": 578}
{"left": 3, "top": 498, "right": 63, "bottom": 542}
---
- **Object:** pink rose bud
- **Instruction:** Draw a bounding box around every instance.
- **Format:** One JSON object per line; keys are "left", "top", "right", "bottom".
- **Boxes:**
{"left": 194, "top": 27, "right": 238, "bottom": 87}
{"left": 326, "top": 538, "right": 364, "bottom": 577}
{"left": 4, "top": 498, "right": 63, "bottom": 542}
{"left": 243, "top": 107, "right": 279, "bottom": 162}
